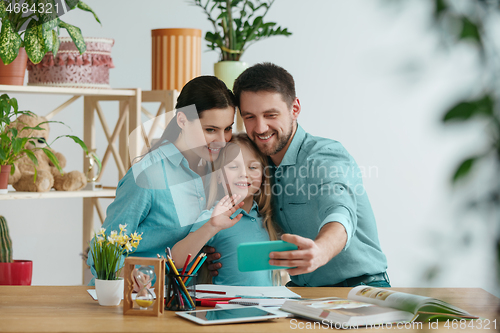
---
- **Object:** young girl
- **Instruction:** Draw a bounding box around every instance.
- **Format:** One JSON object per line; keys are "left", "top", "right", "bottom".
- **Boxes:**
{"left": 172, "top": 133, "right": 280, "bottom": 286}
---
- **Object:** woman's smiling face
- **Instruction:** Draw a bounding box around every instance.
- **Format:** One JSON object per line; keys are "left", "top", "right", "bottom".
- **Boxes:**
{"left": 181, "top": 106, "right": 235, "bottom": 162}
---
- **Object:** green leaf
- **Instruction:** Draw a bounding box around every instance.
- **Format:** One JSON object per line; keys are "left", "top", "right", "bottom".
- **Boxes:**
{"left": 459, "top": 17, "right": 481, "bottom": 43}
{"left": 57, "top": 134, "right": 88, "bottom": 155}
{"left": 434, "top": 0, "right": 447, "bottom": 18}
{"left": 0, "top": 147, "right": 6, "bottom": 161}
{"left": 24, "top": 149, "right": 38, "bottom": 166}
{"left": 0, "top": 19, "right": 22, "bottom": 65}
{"left": 9, "top": 98, "right": 18, "bottom": 113}
{"left": 41, "top": 147, "right": 62, "bottom": 174}
{"left": 77, "top": 1, "right": 101, "bottom": 25}
{"left": 452, "top": 157, "right": 477, "bottom": 182}
{"left": 443, "top": 94, "right": 493, "bottom": 122}
{"left": 59, "top": 20, "right": 86, "bottom": 54}
{"left": 64, "top": 0, "right": 79, "bottom": 9}
{"left": 12, "top": 138, "right": 24, "bottom": 155}
{"left": 24, "top": 18, "right": 46, "bottom": 64}
{"left": 51, "top": 30, "right": 59, "bottom": 56}
{"left": 41, "top": 24, "right": 54, "bottom": 53}
{"left": 0, "top": 0, "right": 6, "bottom": 19}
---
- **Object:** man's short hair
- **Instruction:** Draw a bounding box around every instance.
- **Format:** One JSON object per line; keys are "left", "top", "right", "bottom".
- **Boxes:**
{"left": 233, "top": 62, "right": 296, "bottom": 108}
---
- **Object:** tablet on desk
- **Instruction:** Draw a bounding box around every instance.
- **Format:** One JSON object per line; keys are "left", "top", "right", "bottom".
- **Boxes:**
{"left": 176, "top": 306, "right": 286, "bottom": 325}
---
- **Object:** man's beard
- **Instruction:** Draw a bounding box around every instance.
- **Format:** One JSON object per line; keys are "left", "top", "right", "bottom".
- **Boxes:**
{"left": 257, "top": 120, "right": 294, "bottom": 156}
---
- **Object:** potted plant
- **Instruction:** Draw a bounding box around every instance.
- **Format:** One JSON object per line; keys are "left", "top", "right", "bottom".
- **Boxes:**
{"left": 0, "top": 0, "right": 101, "bottom": 85}
{"left": 0, "top": 93, "right": 88, "bottom": 193}
{"left": 0, "top": 215, "right": 33, "bottom": 285}
{"left": 191, "top": 0, "right": 292, "bottom": 89}
{"left": 90, "top": 225, "right": 142, "bottom": 306}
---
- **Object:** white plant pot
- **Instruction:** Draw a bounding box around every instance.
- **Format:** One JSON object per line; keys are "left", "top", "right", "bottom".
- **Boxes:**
{"left": 95, "top": 278, "right": 124, "bottom": 306}
{"left": 214, "top": 61, "right": 248, "bottom": 90}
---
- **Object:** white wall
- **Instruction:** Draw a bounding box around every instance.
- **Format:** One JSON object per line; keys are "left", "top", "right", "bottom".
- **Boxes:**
{"left": 2, "top": 0, "right": 497, "bottom": 295}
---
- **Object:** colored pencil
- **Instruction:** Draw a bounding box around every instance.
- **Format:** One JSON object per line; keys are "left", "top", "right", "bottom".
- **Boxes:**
{"left": 185, "top": 254, "right": 207, "bottom": 285}
{"left": 184, "top": 253, "right": 204, "bottom": 278}
{"left": 165, "top": 255, "right": 195, "bottom": 308}
{"left": 181, "top": 253, "right": 191, "bottom": 275}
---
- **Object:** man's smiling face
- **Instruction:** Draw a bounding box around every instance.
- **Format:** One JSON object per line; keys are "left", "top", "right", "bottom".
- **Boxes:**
{"left": 240, "top": 91, "right": 300, "bottom": 160}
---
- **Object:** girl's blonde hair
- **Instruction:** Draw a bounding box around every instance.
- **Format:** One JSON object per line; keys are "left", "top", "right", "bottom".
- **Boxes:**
{"left": 203, "top": 133, "right": 281, "bottom": 285}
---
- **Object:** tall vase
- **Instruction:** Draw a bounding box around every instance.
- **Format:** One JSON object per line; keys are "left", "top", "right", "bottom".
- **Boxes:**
{"left": 214, "top": 61, "right": 248, "bottom": 132}
{"left": 0, "top": 48, "right": 28, "bottom": 85}
{"left": 151, "top": 28, "right": 201, "bottom": 91}
{"left": 0, "top": 165, "right": 11, "bottom": 194}
{"left": 95, "top": 278, "right": 124, "bottom": 306}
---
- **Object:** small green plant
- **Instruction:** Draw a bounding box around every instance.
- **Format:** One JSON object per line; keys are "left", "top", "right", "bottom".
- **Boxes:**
{"left": 0, "top": 0, "right": 100, "bottom": 65}
{"left": 0, "top": 93, "right": 88, "bottom": 180}
{"left": 90, "top": 225, "right": 142, "bottom": 280}
{"left": 0, "top": 216, "right": 12, "bottom": 263}
{"left": 191, "top": 0, "right": 292, "bottom": 61}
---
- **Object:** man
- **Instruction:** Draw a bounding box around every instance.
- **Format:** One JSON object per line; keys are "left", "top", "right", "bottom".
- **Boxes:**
{"left": 209, "top": 63, "right": 389, "bottom": 287}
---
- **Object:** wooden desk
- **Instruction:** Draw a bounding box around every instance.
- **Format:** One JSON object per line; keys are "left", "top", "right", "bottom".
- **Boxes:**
{"left": 0, "top": 286, "right": 498, "bottom": 332}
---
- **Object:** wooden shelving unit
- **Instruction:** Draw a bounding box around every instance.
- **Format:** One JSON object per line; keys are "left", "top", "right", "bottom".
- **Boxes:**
{"left": 0, "top": 85, "right": 178, "bottom": 283}
{"left": 0, "top": 189, "right": 116, "bottom": 200}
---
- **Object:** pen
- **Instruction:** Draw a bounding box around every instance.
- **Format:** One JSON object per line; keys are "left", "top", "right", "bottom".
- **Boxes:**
{"left": 196, "top": 289, "right": 227, "bottom": 295}
{"left": 195, "top": 297, "right": 240, "bottom": 301}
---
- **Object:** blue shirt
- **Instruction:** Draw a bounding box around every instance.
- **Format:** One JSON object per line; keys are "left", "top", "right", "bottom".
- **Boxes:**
{"left": 87, "top": 142, "right": 209, "bottom": 285}
{"left": 270, "top": 125, "right": 388, "bottom": 287}
{"left": 190, "top": 201, "right": 272, "bottom": 286}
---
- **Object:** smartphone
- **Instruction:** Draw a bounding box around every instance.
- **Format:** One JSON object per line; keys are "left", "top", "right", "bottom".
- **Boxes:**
{"left": 237, "top": 240, "right": 298, "bottom": 272}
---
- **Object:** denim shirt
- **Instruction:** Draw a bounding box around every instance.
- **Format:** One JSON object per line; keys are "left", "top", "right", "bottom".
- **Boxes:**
{"left": 87, "top": 141, "right": 209, "bottom": 285}
{"left": 270, "top": 125, "right": 388, "bottom": 287}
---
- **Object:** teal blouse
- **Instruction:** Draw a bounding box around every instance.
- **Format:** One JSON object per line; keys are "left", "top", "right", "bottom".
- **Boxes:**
{"left": 87, "top": 142, "right": 209, "bottom": 285}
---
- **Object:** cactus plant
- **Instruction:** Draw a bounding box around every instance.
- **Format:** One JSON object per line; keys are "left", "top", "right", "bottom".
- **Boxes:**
{"left": 0, "top": 215, "right": 12, "bottom": 263}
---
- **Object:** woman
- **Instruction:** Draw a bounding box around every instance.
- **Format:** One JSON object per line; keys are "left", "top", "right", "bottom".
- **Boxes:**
{"left": 87, "top": 76, "right": 236, "bottom": 284}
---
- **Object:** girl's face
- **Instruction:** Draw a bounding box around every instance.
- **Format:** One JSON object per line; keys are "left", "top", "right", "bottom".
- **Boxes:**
{"left": 180, "top": 106, "right": 235, "bottom": 162}
{"left": 222, "top": 144, "right": 263, "bottom": 199}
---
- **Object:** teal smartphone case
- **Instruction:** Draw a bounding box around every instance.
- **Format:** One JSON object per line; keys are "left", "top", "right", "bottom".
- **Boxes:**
{"left": 237, "top": 240, "right": 298, "bottom": 272}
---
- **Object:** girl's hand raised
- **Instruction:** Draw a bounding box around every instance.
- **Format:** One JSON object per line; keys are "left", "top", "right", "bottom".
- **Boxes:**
{"left": 208, "top": 194, "right": 244, "bottom": 231}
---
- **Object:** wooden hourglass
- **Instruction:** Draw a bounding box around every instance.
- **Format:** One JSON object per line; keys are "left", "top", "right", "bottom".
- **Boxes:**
{"left": 123, "top": 257, "right": 165, "bottom": 316}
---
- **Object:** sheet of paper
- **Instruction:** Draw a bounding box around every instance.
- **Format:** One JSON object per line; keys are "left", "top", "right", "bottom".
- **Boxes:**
{"left": 195, "top": 284, "right": 301, "bottom": 299}
{"left": 87, "top": 289, "right": 156, "bottom": 301}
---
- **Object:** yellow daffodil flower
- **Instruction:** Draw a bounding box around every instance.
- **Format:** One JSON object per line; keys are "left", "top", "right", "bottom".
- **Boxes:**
{"left": 119, "top": 224, "right": 127, "bottom": 234}
{"left": 124, "top": 242, "right": 133, "bottom": 252}
{"left": 131, "top": 232, "right": 142, "bottom": 242}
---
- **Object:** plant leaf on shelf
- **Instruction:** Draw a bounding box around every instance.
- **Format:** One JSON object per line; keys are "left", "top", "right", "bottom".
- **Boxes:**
{"left": 24, "top": 19, "right": 46, "bottom": 64}
{"left": 64, "top": 0, "right": 79, "bottom": 10}
{"left": 77, "top": 1, "right": 101, "bottom": 25}
{"left": 58, "top": 20, "right": 86, "bottom": 54}
{"left": 51, "top": 30, "right": 59, "bottom": 56}
{"left": 0, "top": 19, "right": 22, "bottom": 65}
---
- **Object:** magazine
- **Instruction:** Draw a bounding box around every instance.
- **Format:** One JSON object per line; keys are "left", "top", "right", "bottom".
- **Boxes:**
{"left": 280, "top": 286, "right": 479, "bottom": 328}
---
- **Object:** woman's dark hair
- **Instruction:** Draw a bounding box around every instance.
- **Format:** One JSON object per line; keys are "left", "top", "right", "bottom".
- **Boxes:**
{"left": 150, "top": 76, "right": 236, "bottom": 151}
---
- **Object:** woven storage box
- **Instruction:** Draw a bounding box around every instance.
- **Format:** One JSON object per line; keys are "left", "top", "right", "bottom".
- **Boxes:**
{"left": 27, "top": 37, "right": 114, "bottom": 88}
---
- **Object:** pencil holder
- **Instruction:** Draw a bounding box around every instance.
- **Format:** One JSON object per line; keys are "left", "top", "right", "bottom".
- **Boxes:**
{"left": 165, "top": 272, "right": 197, "bottom": 311}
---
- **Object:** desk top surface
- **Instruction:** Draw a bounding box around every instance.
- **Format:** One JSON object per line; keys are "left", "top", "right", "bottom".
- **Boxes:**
{"left": 0, "top": 286, "right": 498, "bottom": 332}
